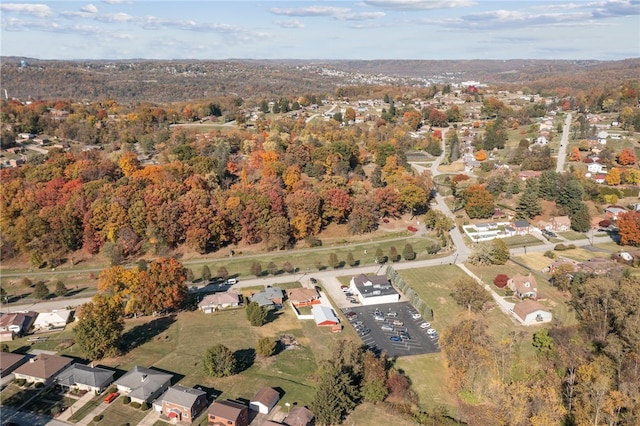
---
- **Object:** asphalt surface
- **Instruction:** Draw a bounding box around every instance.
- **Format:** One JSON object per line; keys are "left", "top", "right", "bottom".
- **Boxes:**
{"left": 342, "top": 301, "right": 439, "bottom": 358}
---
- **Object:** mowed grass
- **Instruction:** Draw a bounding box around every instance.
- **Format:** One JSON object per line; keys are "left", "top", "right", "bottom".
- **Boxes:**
{"left": 93, "top": 400, "right": 149, "bottom": 426}
{"left": 92, "top": 305, "right": 355, "bottom": 409}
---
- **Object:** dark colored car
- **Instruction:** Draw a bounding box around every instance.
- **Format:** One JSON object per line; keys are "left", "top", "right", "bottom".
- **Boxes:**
{"left": 310, "top": 277, "right": 317, "bottom": 284}
{"left": 360, "top": 328, "right": 371, "bottom": 336}
{"left": 390, "top": 335, "right": 402, "bottom": 342}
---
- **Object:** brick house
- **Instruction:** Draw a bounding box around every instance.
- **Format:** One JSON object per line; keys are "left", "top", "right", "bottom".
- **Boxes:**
{"left": 208, "top": 400, "right": 249, "bottom": 426}
{"left": 155, "top": 385, "right": 208, "bottom": 423}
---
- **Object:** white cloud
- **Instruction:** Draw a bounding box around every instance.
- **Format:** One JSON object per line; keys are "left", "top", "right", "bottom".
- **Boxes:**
{"left": 269, "top": 6, "right": 352, "bottom": 18}
{"left": 0, "top": 3, "right": 53, "bottom": 18}
{"left": 276, "top": 19, "right": 305, "bottom": 28}
{"left": 363, "top": 0, "right": 475, "bottom": 10}
{"left": 81, "top": 4, "right": 99, "bottom": 14}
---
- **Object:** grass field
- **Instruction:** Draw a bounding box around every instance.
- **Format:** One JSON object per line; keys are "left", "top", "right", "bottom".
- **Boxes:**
{"left": 94, "top": 400, "right": 149, "bottom": 426}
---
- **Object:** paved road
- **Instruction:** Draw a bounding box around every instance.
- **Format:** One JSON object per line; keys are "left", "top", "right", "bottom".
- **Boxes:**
{"left": 556, "top": 113, "right": 572, "bottom": 173}
{"left": 0, "top": 406, "right": 69, "bottom": 426}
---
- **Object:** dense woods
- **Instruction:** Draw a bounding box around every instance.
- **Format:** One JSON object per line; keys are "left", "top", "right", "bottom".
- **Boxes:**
{"left": 0, "top": 97, "right": 435, "bottom": 267}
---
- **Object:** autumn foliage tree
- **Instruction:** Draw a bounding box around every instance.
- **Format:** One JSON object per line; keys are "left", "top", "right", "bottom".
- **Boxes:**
{"left": 136, "top": 257, "right": 188, "bottom": 315}
{"left": 74, "top": 295, "right": 124, "bottom": 359}
{"left": 617, "top": 211, "right": 640, "bottom": 246}
{"left": 616, "top": 148, "right": 637, "bottom": 166}
{"left": 463, "top": 184, "right": 495, "bottom": 219}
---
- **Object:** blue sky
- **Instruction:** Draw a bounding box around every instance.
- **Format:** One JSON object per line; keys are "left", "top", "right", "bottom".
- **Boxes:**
{"left": 1, "top": 1, "right": 639, "bottom": 60}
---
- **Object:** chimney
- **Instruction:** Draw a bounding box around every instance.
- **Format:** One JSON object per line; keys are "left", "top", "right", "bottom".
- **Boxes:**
{"left": 29, "top": 358, "right": 36, "bottom": 363}
{"left": 141, "top": 374, "right": 147, "bottom": 382}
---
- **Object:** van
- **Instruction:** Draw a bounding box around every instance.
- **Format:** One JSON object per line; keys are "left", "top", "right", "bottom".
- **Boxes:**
{"left": 381, "top": 324, "right": 394, "bottom": 332}
{"left": 226, "top": 278, "right": 237, "bottom": 285}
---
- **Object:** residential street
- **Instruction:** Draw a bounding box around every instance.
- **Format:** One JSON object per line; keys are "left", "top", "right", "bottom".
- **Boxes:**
{"left": 556, "top": 113, "right": 572, "bottom": 173}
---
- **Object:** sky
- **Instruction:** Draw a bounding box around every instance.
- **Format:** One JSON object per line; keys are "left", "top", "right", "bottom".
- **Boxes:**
{"left": 1, "top": 1, "right": 639, "bottom": 61}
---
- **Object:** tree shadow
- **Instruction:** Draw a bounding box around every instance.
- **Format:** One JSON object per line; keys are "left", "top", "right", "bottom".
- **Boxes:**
{"left": 120, "top": 315, "right": 176, "bottom": 352}
{"left": 233, "top": 348, "right": 255, "bottom": 373}
{"left": 65, "top": 287, "right": 87, "bottom": 297}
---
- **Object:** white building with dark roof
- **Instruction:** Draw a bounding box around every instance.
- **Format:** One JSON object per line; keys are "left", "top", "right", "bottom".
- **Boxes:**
{"left": 349, "top": 274, "right": 400, "bottom": 306}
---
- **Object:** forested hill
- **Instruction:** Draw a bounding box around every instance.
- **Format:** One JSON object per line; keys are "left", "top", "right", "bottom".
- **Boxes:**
{"left": 1, "top": 57, "right": 639, "bottom": 103}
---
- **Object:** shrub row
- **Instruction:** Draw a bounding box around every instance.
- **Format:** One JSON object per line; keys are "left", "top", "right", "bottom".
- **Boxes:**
{"left": 386, "top": 266, "right": 434, "bottom": 320}
{"left": 554, "top": 243, "right": 577, "bottom": 251}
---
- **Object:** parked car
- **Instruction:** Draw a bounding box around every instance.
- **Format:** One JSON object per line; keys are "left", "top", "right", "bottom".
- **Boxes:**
{"left": 104, "top": 392, "right": 119, "bottom": 404}
{"left": 410, "top": 312, "right": 421, "bottom": 320}
{"left": 427, "top": 328, "right": 437, "bottom": 335}
{"left": 310, "top": 277, "right": 318, "bottom": 284}
{"left": 399, "top": 331, "right": 411, "bottom": 340}
{"left": 390, "top": 336, "right": 402, "bottom": 342}
{"left": 353, "top": 321, "right": 363, "bottom": 328}
{"left": 381, "top": 324, "right": 394, "bottom": 332}
{"left": 348, "top": 298, "right": 359, "bottom": 304}
{"left": 346, "top": 311, "right": 357, "bottom": 320}
{"left": 341, "top": 286, "right": 350, "bottom": 292}
{"left": 360, "top": 328, "right": 371, "bottom": 336}
{"left": 374, "top": 314, "right": 385, "bottom": 322}
{"left": 386, "top": 311, "right": 398, "bottom": 318}
{"left": 429, "top": 332, "right": 439, "bottom": 339}
{"left": 420, "top": 322, "right": 431, "bottom": 329}
{"left": 392, "top": 319, "right": 404, "bottom": 326}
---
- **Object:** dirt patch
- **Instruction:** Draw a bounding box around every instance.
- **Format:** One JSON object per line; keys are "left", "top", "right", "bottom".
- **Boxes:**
{"left": 437, "top": 296, "right": 448, "bottom": 305}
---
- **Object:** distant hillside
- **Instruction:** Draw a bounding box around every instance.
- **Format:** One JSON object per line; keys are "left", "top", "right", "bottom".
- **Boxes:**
{"left": 1, "top": 57, "right": 638, "bottom": 103}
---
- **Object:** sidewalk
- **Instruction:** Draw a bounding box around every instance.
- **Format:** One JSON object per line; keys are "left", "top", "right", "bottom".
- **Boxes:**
{"left": 136, "top": 408, "right": 161, "bottom": 426}
{"left": 456, "top": 263, "right": 515, "bottom": 316}
{"left": 56, "top": 391, "right": 96, "bottom": 422}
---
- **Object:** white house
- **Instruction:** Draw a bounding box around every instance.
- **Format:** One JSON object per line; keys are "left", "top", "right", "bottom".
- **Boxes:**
{"left": 349, "top": 274, "right": 400, "bottom": 306}
{"left": 512, "top": 300, "right": 552, "bottom": 325}
{"left": 587, "top": 162, "right": 607, "bottom": 174}
{"left": 33, "top": 310, "right": 72, "bottom": 331}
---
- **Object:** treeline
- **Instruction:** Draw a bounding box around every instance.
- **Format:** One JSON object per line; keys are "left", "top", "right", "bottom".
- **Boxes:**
{"left": 0, "top": 108, "right": 434, "bottom": 267}
{"left": 440, "top": 273, "right": 640, "bottom": 425}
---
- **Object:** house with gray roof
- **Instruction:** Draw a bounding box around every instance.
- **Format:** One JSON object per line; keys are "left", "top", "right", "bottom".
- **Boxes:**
{"left": 250, "top": 286, "right": 284, "bottom": 309}
{"left": 115, "top": 366, "right": 172, "bottom": 404}
{"left": 154, "top": 385, "right": 208, "bottom": 423}
{"left": 54, "top": 364, "right": 114, "bottom": 393}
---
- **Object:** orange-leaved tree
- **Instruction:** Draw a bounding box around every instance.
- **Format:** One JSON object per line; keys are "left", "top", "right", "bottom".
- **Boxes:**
{"left": 617, "top": 211, "right": 640, "bottom": 246}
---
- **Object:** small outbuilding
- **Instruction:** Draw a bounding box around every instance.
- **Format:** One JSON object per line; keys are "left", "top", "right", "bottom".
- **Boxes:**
{"left": 512, "top": 300, "right": 552, "bottom": 325}
{"left": 311, "top": 305, "right": 339, "bottom": 327}
{"left": 250, "top": 387, "right": 280, "bottom": 414}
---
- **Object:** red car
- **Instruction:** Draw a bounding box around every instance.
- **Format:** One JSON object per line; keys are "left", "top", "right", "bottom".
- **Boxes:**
{"left": 104, "top": 392, "right": 119, "bottom": 404}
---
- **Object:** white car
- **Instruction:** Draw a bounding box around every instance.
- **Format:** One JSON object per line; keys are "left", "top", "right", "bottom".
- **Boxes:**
{"left": 427, "top": 328, "right": 437, "bottom": 335}
{"left": 420, "top": 322, "right": 431, "bottom": 329}
{"left": 410, "top": 312, "right": 421, "bottom": 320}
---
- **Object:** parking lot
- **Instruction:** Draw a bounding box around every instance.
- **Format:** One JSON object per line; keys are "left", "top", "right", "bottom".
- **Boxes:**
{"left": 342, "top": 301, "right": 440, "bottom": 357}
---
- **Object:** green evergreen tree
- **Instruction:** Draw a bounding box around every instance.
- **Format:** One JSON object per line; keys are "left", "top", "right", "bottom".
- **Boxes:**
{"left": 256, "top": 337, "right": 276, "bottom": 357}
{"left": 201, "top": 265, "right": 211, "bottom": 282}
{"left": 346, "top": 252, "right": 357, "bottom": 267}
{"left": 32, "top": 281, "right": 49, "bottom": 299}
{"left": 246, "top": 302, "right": 268, "bottom": 327}
{"left": 203, "top": 344, "right": 236, "bottom": 377}
{"left": 310, "top": 364, "right": 359, "bottom": 426}
{"left": 402, "top": 243, "right": 416, "bottom": 261}
{"left": 54, "top": 280, "right": 68, "bottom": 297}
{"left": 516, "top": 179, "right": 541, "bottom": 219}
{"left": 329, "top": 253, "right": 340, "bottom": 269}
{"left": 571, "top": 203, "right": 592, "bottom": 232}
